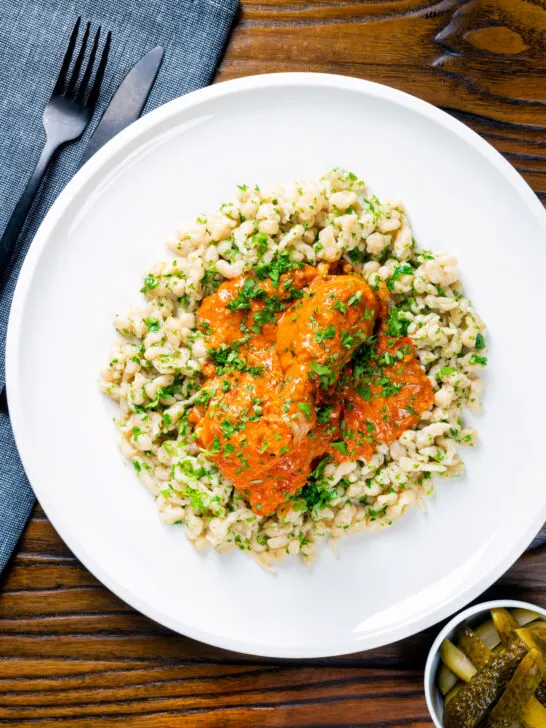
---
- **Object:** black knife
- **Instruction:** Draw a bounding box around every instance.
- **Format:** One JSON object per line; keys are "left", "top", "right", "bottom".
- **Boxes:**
{"left": 78, "top": 45, "right": 164, "bottom": 169}
{"left": 0, "top": 46, "right": 165, "bottom": 415}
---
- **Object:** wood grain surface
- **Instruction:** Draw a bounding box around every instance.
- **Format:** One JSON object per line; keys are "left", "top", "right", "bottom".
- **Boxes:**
{"left": 2, "top": 1, "right": 546, "bottom": 725}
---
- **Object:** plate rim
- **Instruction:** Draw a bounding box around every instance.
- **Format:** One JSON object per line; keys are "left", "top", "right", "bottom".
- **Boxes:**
{"left": 6, "top": 72, "right": 546, "bottom": 658}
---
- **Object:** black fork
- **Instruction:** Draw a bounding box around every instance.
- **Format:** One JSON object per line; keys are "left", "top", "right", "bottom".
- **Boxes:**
{"left": 0, "top": 17, "right": 111, "bottom": 287}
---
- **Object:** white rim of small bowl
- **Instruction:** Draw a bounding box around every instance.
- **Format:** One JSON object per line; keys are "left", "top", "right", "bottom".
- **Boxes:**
{"left": 6, "top": 73, "right": 546, "bottom": 658}
{"left": 424, "top": 598, "right": 546, "bottom": 727}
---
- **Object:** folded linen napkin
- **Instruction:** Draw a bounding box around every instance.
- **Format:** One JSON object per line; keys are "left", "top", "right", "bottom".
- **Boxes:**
{"left": 0, "top": 0, "right": 238, "bottom": 573}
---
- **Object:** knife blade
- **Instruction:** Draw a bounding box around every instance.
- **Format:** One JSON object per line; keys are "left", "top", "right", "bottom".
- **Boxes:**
{"left": 78, "top": 46, "right": 164, "bottom": 169}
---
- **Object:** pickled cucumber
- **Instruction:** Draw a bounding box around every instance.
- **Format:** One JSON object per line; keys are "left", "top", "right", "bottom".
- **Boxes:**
{"left": 443, "top": 639, "right": 528, "bottom": 728}
{"left": 438, "top": 662, "right": 459, "bottom": 696}
{"left": 459, "top": 626, "right": 493, "bottom": 669}
{"left": 486, "top": 648, "right": 542, "bottom": 728}
{"left": 441, "top": 639, "right": 477, "bottom": 682}
{"left": 517, "top": 627, "right": 541, "bottom": 654}
{"left": 530, "top": 621, "right": 546, "bottom": 647}
{"left": 491, "top": 608, "right": 519, "bottom": 644}
{"left": 444, "top": 682, "right": 463, "bottom": 706}
{"left": 476, "top": 619, "right": 502, "bottom": 650}
{"left": 522, "top": 695, "right": 546, "bottom": 728}
{"left": 512, "top": 609, "right": 541, "bottom": 628}
{"left": 473, "top": 611, "right": 540, "bottom": 653}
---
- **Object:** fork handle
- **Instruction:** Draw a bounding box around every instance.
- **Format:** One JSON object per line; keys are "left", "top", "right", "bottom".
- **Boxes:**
{"left": 0, "top": 139, "right": 58, "bottom": 288}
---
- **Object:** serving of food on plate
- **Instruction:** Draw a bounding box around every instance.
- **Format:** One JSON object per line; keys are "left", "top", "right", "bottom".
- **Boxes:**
{"left": 9, "top": 73, "right": 545, "bottom": 658}
{"left": 100, "top": 167, "right": 487, "bottom": 567}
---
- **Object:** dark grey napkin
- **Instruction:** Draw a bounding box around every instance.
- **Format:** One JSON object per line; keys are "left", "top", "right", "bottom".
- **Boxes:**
{"left": 0, "top": 0, "right": 238, "bottom": 572}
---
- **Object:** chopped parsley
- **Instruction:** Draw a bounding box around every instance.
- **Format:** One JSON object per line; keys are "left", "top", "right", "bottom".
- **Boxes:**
{"left": 252, "top": 295, "right": 285, "bottom": 331}
{"left": 347, "top": 291, "right": 362, "bottom": 306}
{"left": 199, "top": 320, "right": 212, "bottom": 336}
{"left": 144, "top": 317, "right": 160, "bottom": 333}
{"left": 387, "top": 265, "right": 413, "bottom": 291}
{"left": 194, "top": 388, "right": 214, "bottom": 406}
{"left": 209, "top": 342, "right": 263, "bottom": 376}
{"left": 475, "top": 333, "right": 486, "bottom": 350}
{"left": 314, "top": 325, "right": 336, "bottom": 343}
{"left": 299, "top": 457, "right": 335, "bottom": 511}
{"left": 381, "top": 381, "right": 403, "bottom": 398}
{"left": 355, "top": 384, "right": 372, "bottom": 401}
{"left": 255, "top": 251, "right": 304, "bottom": 288}
{"left": 145, "top": 386, "right": 173, "bottom": 409}
{"left": 252, "top": 232, "right": 270, "bottom": 256}
{"left": 182, "top": 485, "right": 206, "bottom": 513}
{"left": 309, "top": 361, "right": 335, "bottom": 388}
{"left": 253, "top": 307, "right": 276, "bottom": 329}
{"left": 298, "top": 402, "right": 312, "bottom": 418}
{"left": 221, "top": 419, "right": 238, "bottom": 439}
{"left": 341, "top": 330, "right": 355, "bottom": 349}
{"left": 331, "top": 441, "right": 348, "bottom": 455}
{"left": 386, "top": 307, "right": 409, "bottom": 338}
{"left": 317, "top": 405, "right": 334, "bottom": 423}
{"left": 227, "top": 277, "right": 266, "bottom": 311}
{"left": 140, "top": 274, "right": 159, "bottom": 293}
{"left": 201, "top": 268, "right": 221, "bottom": 293}
{"left": 282, "top": 278, "right": 305, "bottom": 300}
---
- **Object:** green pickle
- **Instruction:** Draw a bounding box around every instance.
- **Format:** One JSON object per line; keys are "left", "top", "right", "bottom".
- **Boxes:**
{"left": 522, "top": 695, "right": 546, "bottom": 727}
{"left": 444, "top": 682, "right": 463, "bottom": 706}
{"left": 491, "top": 608, "right": 519, "bottom": 644}
{"left": 443, "top": 639, "right": 528, "bottom": 728}
{"left": 459, "top": 626, "right": 493, "bottom": 669}
{"left": 530, "top": 621, "right": 546, "bottom": 646}
{"left": 476, "top": 619, "right": 502, "bottom": 650}
{"left": 438, "top": 662, "right": 459, "bottom": 696}
{"left": 440, "top": 639, "right": 477, "bottom": 682}
{"left": 486, "top": 648, "right": 542, "bottom": 728}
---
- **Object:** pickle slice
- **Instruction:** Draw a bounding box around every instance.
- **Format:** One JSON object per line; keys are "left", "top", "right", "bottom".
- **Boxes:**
{"left": 530, "top": 621, "right": 546, "bottom": 646}
{"left": 476, "top": 619, "right": 502, "bottom": 650}
{"left": 438, "top": 662, "right": 459, "bottom": 696}
{"left": 517, "top": 627, "right": 541, "bottom": 654}
{"left": 518, "top": 624, "right": 546, "bottom": 709}
{"left": 486, "top": 648, "right": 542, "bottom": 727}
{"left": 440, "top": 639, "right": 477, "bottom": 682}
{"left": 522, "top": 695, "right": 546, "bottom": 728}
{"left": 459, "top": 626, "right": 493, "bottom": 669}
{"left": 444, "top": 682, "right": 463, "bottom": 706}
{"left": 443, "top": 639, "right": 528, "bottom": 728}
{"left": 512, "top": 609, "right": 542, "bottom": 627}
{"left": 491, "top": 608, "right": 519, "bottom": 644}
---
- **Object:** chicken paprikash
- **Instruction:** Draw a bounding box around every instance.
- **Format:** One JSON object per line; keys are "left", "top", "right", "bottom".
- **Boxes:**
{"left": 191, "top": 264, "right": 433, "bottom": 515}
{"left": 101, "top": 169, "right": 486, "bottom": 565}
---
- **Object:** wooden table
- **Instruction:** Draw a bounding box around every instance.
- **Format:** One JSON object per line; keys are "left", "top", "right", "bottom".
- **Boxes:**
{"left": 2, "top": 1, "right": 546, "bottom": 725}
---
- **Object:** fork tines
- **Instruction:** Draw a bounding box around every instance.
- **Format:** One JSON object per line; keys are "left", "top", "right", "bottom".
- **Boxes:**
{"left": 53, "top": 17, "right": 111, "bottom": 108}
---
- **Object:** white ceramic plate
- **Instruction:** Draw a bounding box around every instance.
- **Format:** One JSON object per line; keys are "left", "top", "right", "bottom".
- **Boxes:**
{"left": 7, "top": 73, "right": 546, "bottom": 658}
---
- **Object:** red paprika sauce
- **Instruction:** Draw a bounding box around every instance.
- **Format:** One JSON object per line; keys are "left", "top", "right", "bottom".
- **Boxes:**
{"left": 190, "top": 264, "right": 433, "bottom": 515}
